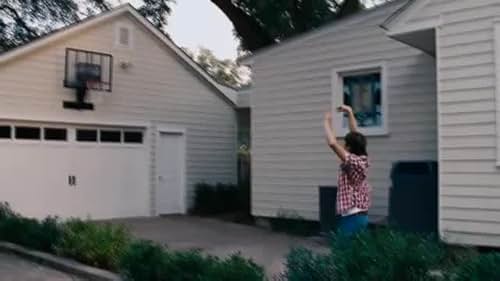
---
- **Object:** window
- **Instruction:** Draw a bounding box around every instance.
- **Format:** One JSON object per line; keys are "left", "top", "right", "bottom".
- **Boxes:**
{"left": 44, "top": 128, "right": 67, "bottom": 141}
{"left": 76, "top": 129, "right": 97, "bottom": 142}
{"left": 332, "top": 64, "right": 388, "bottom": 136}
{"left": 0, "top": 126, "right": 11, "bottom": 139}
{"left": 100, "top": 130, "right": 121, "bottom": 143}
{"left": 15, "top": 126, "right": 41, "bottom": 140}
{"left": 124, "top": 131, "right": 143, "bottom": 144}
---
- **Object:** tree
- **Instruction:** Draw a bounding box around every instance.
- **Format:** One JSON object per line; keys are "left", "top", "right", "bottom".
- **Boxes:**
{"left": 0, "top": 0, "right": 174, "bottom": 53}
{"left": 188, "top": 47, "right": 250, "bottom": 89}
{"left": 212, "top": 0, "right": 392, "bottom": 52}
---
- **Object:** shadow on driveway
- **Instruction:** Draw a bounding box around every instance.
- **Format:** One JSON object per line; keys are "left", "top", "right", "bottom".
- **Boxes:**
{"left": 110, "top": 216, "right": 328, "bottom": 278}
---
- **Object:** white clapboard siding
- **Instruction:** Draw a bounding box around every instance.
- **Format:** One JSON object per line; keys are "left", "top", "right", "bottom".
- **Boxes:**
{"left": 436, "top": 0, "right": 500, "bottom": 247}
{"left": 250, "top": 1, "right": 438, "bottom": 221}
{"left": 0, "top": 14, "right": 237, "bottom": 213}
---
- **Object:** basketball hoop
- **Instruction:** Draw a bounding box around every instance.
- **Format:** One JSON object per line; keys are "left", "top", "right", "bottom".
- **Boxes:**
{"left": 86, "top": 80, "right": 100, "bottom": 91}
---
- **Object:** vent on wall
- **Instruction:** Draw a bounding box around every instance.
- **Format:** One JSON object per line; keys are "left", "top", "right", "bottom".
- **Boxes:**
{"left": 119, "top": 27, "right": 130, "bottom": 46}
{"left": 115, "top": 23, "right": 132, "bottom": 48}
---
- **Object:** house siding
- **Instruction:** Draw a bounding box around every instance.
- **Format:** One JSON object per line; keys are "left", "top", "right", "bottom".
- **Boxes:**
{"left": 250, "top": 2, "right": 438, "bottom": 220}
{"left": 0, "top": 14, "right": 237, "bottom": 214}
{"left": 435, "top": 0, "right": 500, "bottom": 246}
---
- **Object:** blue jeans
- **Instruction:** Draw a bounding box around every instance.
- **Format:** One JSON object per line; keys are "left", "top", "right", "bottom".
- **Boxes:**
{"left": 337, "top": 213, "right": 368, "bottom": 237}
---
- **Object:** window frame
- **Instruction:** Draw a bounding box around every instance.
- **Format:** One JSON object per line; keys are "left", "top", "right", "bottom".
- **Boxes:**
{"left": 0, "top": 125, "right": 12, "bottom": 141}
{"left": 123, "top": 130, "right": 144, "bottom": 144}
{"left": 14, "top": 126, "right": 42, "bottom": 141}
{"left": 43, "top": 127, "right": 68, "bottom": 142}
{"left": 75, "top": 128, "right": 98, "bottom": 143}
{"left": 331, "top": 62, "right": 389, "bottom": 136}
{"left": 99, "top": 129, "right": 122, "bottom": 144}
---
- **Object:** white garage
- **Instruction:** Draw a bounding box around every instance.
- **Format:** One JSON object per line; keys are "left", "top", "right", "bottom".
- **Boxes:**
{"left": 0, "top": 122, "right": 150, "bottom": 219}
{"left": 0, "top": 5, "right": 238, "bottom": 220}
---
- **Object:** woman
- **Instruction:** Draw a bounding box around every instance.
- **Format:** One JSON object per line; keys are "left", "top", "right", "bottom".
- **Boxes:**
{"left": 323, "top": 105, "right": 371, "bottom": 236}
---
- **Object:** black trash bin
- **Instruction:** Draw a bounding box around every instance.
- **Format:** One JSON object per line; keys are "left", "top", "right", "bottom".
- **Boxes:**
{"left": 319, "top": 186, "right": 338, "bottom": 235}
{"left": 389, "top": 161, "right": 438, "bottom": 234}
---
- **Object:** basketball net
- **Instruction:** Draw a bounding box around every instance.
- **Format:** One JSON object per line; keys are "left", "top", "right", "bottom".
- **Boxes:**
{"left": 86, "top": 80, "right": 100, "bottom": 91}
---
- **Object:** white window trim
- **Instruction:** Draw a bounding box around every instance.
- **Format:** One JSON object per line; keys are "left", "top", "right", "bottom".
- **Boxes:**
{"left": 114, "top": 22, "right": 133, "bottom": 49}
{"left": 494, "top": 23, "right": 500, "bottom": 166}
{"left": 331, "top": 62, "right": 389, "bottom": 137}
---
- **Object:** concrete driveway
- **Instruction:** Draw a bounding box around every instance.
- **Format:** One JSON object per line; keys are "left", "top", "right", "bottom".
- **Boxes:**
{"left": 111, "top": 216, "right": 328, "bottom": 278}
{"left": 0, "top": 252, "right": 84, "bottom": 281}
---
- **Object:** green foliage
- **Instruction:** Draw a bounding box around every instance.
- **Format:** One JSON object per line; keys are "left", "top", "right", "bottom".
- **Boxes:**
{"left": 0, "top": 0, "right": 174, "bottom": 53}
{"left": 192, "top": 182, "right": 249, "bottom": 215}
{"left": 332, "top": 230, "right": 444, "bottom": 281}
{"left": 283, "top": 229, "right": 445, "bottom": 281}
{"left": 269, "top": 210, "right": 319, "bottom": 236}
{"left": 191, "top": 47, "right": 250, "bottom": 88}
{"left": 0, "top": 203, "right": 62, "bottom": 252}
{"left": 284, "top": 247, "right": 335, "bottom": 281}
{"left": 120, "top": 240, "right": 265, "bottom": 281}
{"left": 55, "top": 219, "right": 131, "bottom": 270}
{"left": 448, "top": 253, "right": 500, "bottom": 281}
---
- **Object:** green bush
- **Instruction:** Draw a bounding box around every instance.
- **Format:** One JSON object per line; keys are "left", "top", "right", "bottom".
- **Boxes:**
{"left": 120, "top": 240, "right": 265, "bottom": 281}
{"left": 283, "top": 248, "right": 335, "bottom": 281}
{"left": 205, "top": 254, "right": 266, "bottom": 281}
{"left": 55, "top": 219, "right": 131, "bottom": 270}
{"left": 0, "top": 203, "right": 62, "bottom": 252}
{"left": 283, "top": 229, "right": 445, "bottom": 281}
{"left": 448, "top": 253, "right": 500, "bottom": 281}
{"left": 192, "top": 183, "right": 248, "bottom": 215}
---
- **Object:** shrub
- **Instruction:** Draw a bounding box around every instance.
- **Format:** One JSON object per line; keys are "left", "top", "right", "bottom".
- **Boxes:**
{"left": 192, "top": 182, "right": 248, "bottom": 215}
{"left": 205, "top": 254, "right": 266, "bottom": 281}
{"left": 56, "top": 219, "right": 131, "bottom": 270}
{"left": 283, "top": 229, "right": 445, "bottom": 281}
{"left": 120, "top": 240, "right": 265, "bottom": 281}
{"left": 282, "top": 248, "right": 335, "bottom": 281}
{"left": 0, "top": 203, "right": 62, "bottom": 252}
{"left": 448, "top": 253, "right": 500, "bottom": 281}
{"left": 332, "top": 230, "right": 444, "bottom": 281}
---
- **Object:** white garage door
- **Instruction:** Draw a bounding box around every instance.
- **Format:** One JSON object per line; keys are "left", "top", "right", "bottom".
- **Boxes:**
{"left": 0, "top": 122, "right": 149, "bottom": 220}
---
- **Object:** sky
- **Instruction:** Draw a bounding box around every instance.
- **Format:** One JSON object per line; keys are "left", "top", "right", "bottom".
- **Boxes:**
{"left": 116, "top": 0, "right": 389, "bottom": 61}
{"left": 121, "top": 0, "right": 239, "bottom": 60}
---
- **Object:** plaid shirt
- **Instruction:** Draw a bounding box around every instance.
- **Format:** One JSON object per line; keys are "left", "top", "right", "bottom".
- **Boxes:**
{"left": 337, "top": 153, "right": 371, "bottom": 215}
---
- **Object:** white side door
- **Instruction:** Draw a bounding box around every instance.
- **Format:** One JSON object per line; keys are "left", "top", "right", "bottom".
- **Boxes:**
{"left": 156, "top": 132, "right": 185, "bottom": 215}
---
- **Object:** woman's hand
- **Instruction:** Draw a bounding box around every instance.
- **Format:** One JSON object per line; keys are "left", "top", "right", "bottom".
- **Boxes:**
{"left": 337, "top": 105, "right": 353, "bottom": 114}
{"left": 338, "top": 105, "right": 359, "bottom": 132}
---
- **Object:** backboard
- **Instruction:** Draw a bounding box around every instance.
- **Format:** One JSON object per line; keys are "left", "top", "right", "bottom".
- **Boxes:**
{"left": 64, "top": 48, "right": 113, "bottom": 92}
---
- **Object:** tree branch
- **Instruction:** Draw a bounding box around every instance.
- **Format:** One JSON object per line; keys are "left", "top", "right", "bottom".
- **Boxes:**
{"left": 0, "top": 4, "right": 38, "bottom": 38}
{"left": 210, "top": 0, "right": 275, "bottom": 52}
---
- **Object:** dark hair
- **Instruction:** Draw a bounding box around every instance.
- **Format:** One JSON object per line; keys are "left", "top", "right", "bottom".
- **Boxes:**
{"left": 345, "top": 131, "right": 368, "bottom": 156}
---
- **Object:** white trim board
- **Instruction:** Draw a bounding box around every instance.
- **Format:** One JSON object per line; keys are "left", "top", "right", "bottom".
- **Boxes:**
{"left": 494, "top": 23, "right": 500, "bottom": 166}
{"left": 331, "top": 62, "right": 389, "bottom": 137}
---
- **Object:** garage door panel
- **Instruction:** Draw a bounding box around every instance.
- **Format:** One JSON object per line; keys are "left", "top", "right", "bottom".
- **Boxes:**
{"left": 71, "top": 146, "right": 149, "bottom": 219}
{"left": 0, "top": 124, "right": 149, "bottom": 220}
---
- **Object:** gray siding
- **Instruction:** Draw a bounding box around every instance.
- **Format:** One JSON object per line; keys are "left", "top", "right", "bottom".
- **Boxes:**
{"left": 436, "top": 0, "right": 500, "bottom": 247}
{"left": 250, "top": 2, "right": 437, "bottom": 220}
{"left": 0, "top": 14, "right": 237, "bottom": 213}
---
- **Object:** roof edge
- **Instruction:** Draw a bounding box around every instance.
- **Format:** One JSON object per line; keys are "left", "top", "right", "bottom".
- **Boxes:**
{"left": 237, "top": 0, "right": 407, "bottom": 65}
{"left": 0, "top": 4, "right": 237, "bottom": 108}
